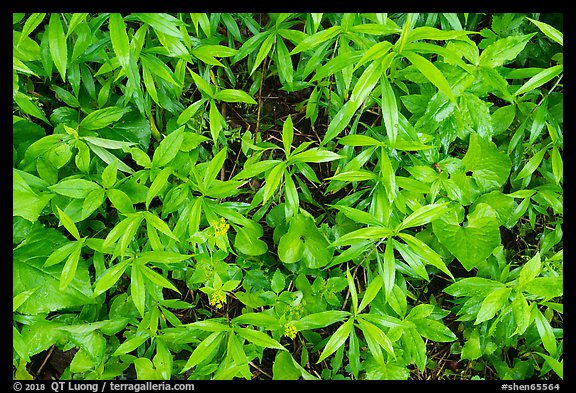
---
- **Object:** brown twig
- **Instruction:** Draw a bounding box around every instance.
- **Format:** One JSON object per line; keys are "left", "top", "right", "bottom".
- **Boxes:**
{"left": 36, "top": 344, "right": 56, "bottom": 377}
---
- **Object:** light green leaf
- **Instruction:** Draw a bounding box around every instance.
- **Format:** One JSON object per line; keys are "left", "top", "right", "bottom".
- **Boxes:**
{"left": 79, "top": 107, "right": 131, "bottom": 131}
{"left": 475, "top": 287, "right": 512, "bottom": 324}
{"left": 403, "top": 50, "right": 454, "bottom": 101}
{"left": 433, "top": 203, "right": 501, "bottom": 271}
{"left": 235, "top": 327, "right": 286, "bottom": 351}
{"left": 317, "top": 318, "right": 353, "bottom": 363}
{"left": 108, "top": 14, "right": 130, "bottom": 70}
{"left": 93, "top": 259, "right": 131, "bottom": 297}
{"left": 48, "top": 13, "right": 68, "bottom": 81}
{"left": 282, "top": 115, "right": 294, "bottom": 155}
{"left": 13, "top": 170, "right": 53, "bottom": 223}
{"left": 146, "top": 167, "right": 172, "bottom": 209}
{"left": 479, "top": 33, "right": 535, "bottom": 68}
{"left": 398, "top": 203, "right": 449, "bottom": 231}
{"left": 250, "top": 32, "right": 275, "bottom": 75}
{"left": 533, "top": 308, "right": 557, "bottom": 356}
{"left": 56, "top": 206, "right": 81, "bottom": 240}
{"left": 528, "top": 18, "right": 563, "bottom": 46}
{"left": 213, "top": 89, "right": 257, "bottom": 104}
{"left": 463, "top": 133, "right": 511, "bottom": 193}
{"left": 152, "top": 126, "right": 185, "bottom": 168}
{"left": 291, "top": 25, "right": 342, "bottom": 54}
{"left": 60, "top": 241, "right": 83, "bottom": 290}
{"left": 514, "top": 64, "right": 563, "bottom": 96}
{"left": 358, "top": 275, "right": 383, "bottom": 313}
{"left": 292, "top": 311, "right": 351, "bottom": 331}
{"left": 290, "top": 148, "right": 342, "bottom": 163}
{"left": 49, "top": 179, "right": 102, "bottom": 199}
{"left": 234, "top": 225, "right": 268, "bottom": 256}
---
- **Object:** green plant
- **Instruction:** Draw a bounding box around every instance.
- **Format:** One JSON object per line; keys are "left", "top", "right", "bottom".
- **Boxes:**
{"left": 13, "top": 12, "right": 562, "bottom": 381}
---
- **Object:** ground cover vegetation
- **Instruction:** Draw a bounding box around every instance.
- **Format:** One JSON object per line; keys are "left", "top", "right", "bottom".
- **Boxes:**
{"left": 12, "top": 12, "right": 563, "bottom": 381}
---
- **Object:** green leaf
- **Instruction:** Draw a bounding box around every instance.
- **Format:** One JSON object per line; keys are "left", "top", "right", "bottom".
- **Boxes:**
{"left": 93, "top": 260, "right": 131, "bottom": 297}
{"left": 146, "top": 167, "right": 172, "bottom": 209}
{"left": 13, "top": 226, "right": 95, "bottom": 314}
{"left": 235, "top": 327, "right": 286, "bottom": 350}
{"left": 523, "top": 277, "right": 563, "bottom": 300}
{"left": 291, "top": 25, "right": 342, "bottom": 54}
{"left": 398, "top": 203, "right": 449, "bottom": 231}
{"left": 535, "top": 353, "right": 563, "bottom": 379}
{"left": 346, "top": 268, "right": 358, "bottom": 315}
{"left": 60, "top": 241, "right": 83, "bottom": 290}
{"left": 188, "top": 68, "right": 214, "bottom": 97}
{"left": 152, "top": 126, "right": 185, "bottom": 168}
{"left": 551, "top": 147, "right": 563, "bottom": 185}
{"left": 13, "top": 91, "right": 51, "bottom": 125}
{"left": 275, "top": 37, "right": 294, "bottom": 87}
{"left": 331, "top": 204, "right": 383, "bottom": 227}
{"left": 234, "top": 224, "right": 268, "bottom": 256}
{"left": 108, "top": 14, "right": 131, "bottom": 70}
{"left": 49, "top": 179, "right": 102, "bottom": 199}
{"left": 461, "top": 328, "right": 482, "bottom": 360}
{"left": 323, "top": 101, "right": 357, "bottom": 144}
{"left": 349, "top": 61, "right": 381, "bottom": 110}
{"left": 463, "top": 133, "right": 512, "bottom": 193}
{"left": 232, "top": 312, "right": 282, "bottom": 330}
{"left": 514, "top": 64, "right": 563, "bottom": 96}
{"left": 317, "top": 318, "right": 353, "bottom": 363}
{"left": 263, "top": 162, "right": 287, "bottom": 203}
{"left": 475, "top": 287, "right": 512, "bottom": 324}
{"left": 433, "top": 203, "right": 501, "bottom": 271}
{"left": 204, "top": 147, "right": 228, "bottom": 189}
{"left": 131, "top": 13, "right": 185, "bottom": 39}
{"left": 142, "top": 211, "right": 178, "bottom": 241}
{"left": 381, "top": 75, "right": 399, "bottom": 144}
{"left": 357, "top": 317, "right": 395, "bottom": 357}
{"left": 533, "top": 308, "right": 557, "bottom": 356}
{"left": 527, "top": 18, "right": 563, "bottom": 46}
{"left": 18, "top": 13, "right": 46, "bottom": 45}
{"left": 213, "top": 89, "right": 257, "bottom": 104}
{"left": 250, "top": 32, "right": 275, "bottom": 75}
{"left": 282, "top": 115, "right": 294, "bottom": 155}
{"left": 444, "top": 277, "right": 505, "bottom": 298}
{"left": 13, "top": 170, "right": 53, "bottom": 223}
{"left": 80, "top": 107, "right": 131, "bottom": 131}
{"left": 56, "top": 206, "right": 81, "bottom": 240}
{"left": 516, "top": 147, "right": 547, "bottom": 180}
{"left": 289, "top": 148, "right": 341, "bottom": 163}
{"left": 403, "top": 50, "right": 454, "bottom": 101}
{"left": 358, "top": 275, "right": 383, "bottom": 313}
{"left": 479, "top": 33, "right": 535, "bottom": 68}
{"left": 112, "top": 333, "right": 150, "bottom": 356}
{"left": 518, "top": 252, "right": 542, "bottom": 287}
{"left": 331, "top": 227, "right": 393, "bottom": 247}
{"left": 209, "top": 99, "right": 223, "bottom": 143}
{"left": 398, "top": 233, "right": 453, "bottom": 279}
{"left": 106, "top": 188, "right": 134, "bottom": 214}
{"left": 292, "top": 311, "right": 351, "bottom": 331}
{"left": 512, "top": 291, "right": 531, "bottom": 336}
{"left": 412, "top": 319, "right": 457, "bottom": 342}
{"left": 402, "top": 327, "right": 427, "bottom": 370}
{"left": 139, "top": 265, "right": 179, "bottom": 293}
{"left": 338, "top": 134, "right": 383, "bottom": 147}
{"left": 48, "top": 13, "right": 68, "bottom": 81}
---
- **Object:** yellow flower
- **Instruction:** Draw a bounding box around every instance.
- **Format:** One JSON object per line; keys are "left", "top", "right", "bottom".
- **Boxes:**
{"left": 210, "top": 289, "right": 227, "bottom": 309}
{"left": 283, "top": 323, "right": 298, "bottom": 340}
{"left": 212, "top": 217, "right": 230, "bottom": 237}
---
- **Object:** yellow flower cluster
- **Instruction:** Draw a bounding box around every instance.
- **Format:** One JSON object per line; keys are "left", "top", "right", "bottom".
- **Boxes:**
{"left": 283, "top": 323, "right": 298, "bottom": 339}
{"left": 210, "top": 289, "right": 227, "bottom": 309}
{"left": 212, "top": 217, "right": 230, "bottom": 237}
